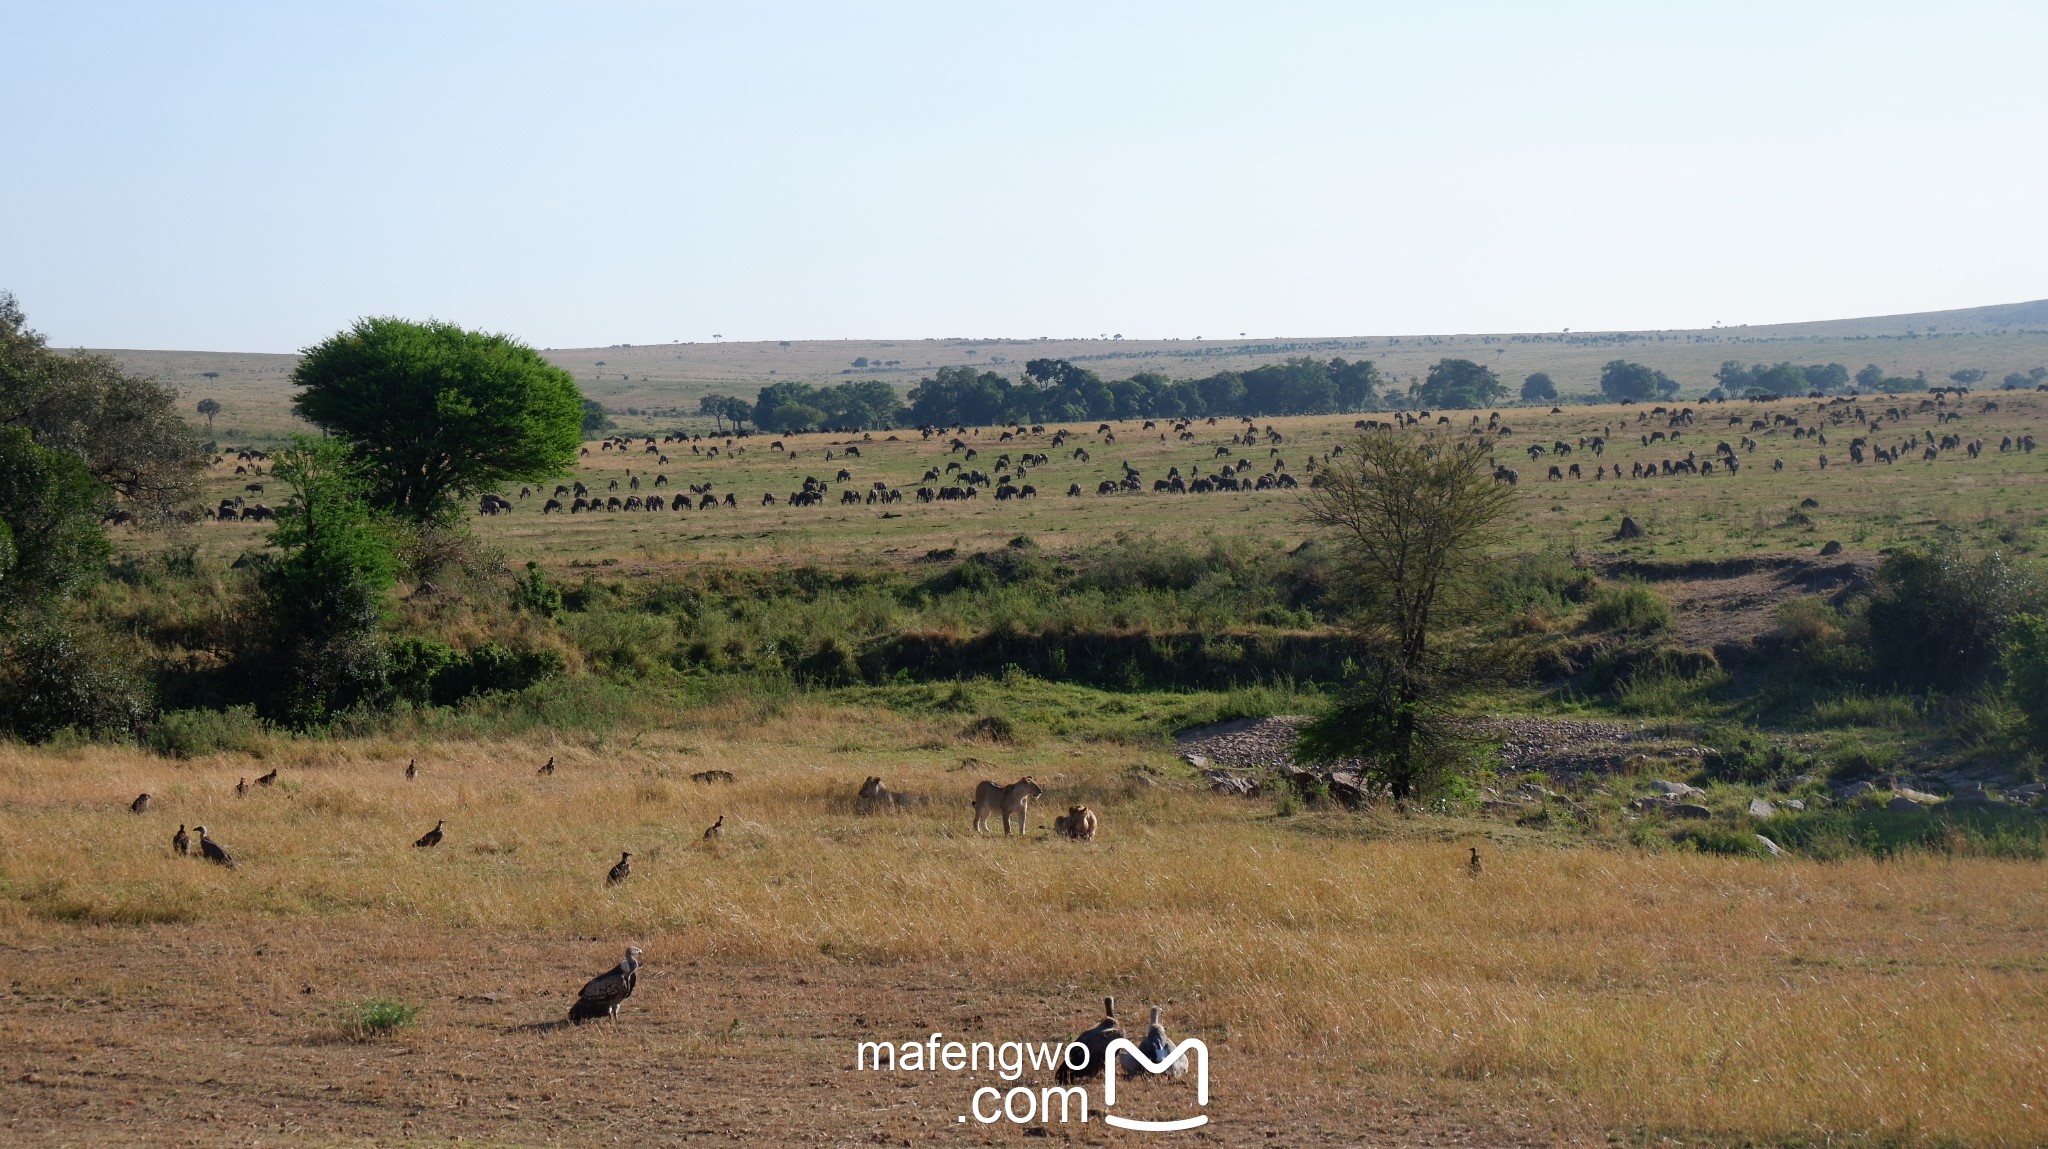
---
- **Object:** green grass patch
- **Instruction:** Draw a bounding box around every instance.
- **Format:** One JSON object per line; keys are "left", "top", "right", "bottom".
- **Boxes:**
{"left": 343, "top": 998, "right": 422, "bottom": 1039}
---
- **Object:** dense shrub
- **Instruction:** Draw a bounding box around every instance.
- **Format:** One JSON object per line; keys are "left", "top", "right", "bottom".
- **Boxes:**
{"left": 1586, "top": 582, "right": 1669, "bottom": 634}
{"left": 1863, "top": 544, "right": 2036, "bottom": 690}
{"left": 1698, "top": 729, "right": 1807, "bottom": 784}
{"left": 2002, "top": 613, "right": 2048, "bottom": 753}
{"left": 0, "top": 615, "right": 152, "bottom": 742}
{"left": 429, "top": 643, "right": 566, "bottom": 704}
{"left": 147, "top": 706, "right": 269, "bottom": 758}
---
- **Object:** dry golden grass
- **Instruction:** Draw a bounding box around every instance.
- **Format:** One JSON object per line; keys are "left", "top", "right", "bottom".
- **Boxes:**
{"left": 3, "top": 701, "right": 2045, "bottom": 1145}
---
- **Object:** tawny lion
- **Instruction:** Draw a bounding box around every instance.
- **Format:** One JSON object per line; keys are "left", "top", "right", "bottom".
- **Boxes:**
{"left": 971, "top": 777, "right": 1042, "bottom": 834}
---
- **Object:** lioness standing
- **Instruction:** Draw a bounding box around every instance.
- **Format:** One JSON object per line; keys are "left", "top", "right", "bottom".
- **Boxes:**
{"left": 971, "top": 777, "right": 1042, "bottom": 834}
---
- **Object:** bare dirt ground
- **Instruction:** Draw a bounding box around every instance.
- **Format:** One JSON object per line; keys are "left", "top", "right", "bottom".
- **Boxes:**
{"left": 1598, "top": 553, "right": 1878, "bottom": 655}
{"left": 1, "top": 921, "right": 1581, "bottom": 1148}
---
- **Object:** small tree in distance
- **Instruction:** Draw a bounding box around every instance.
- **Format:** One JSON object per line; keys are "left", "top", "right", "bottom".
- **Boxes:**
{"left": 1293, "top": 434, "right": 1514, "bottom": 802}
{"left": 196, "top": 397, "right": 222, "bottom": 431}
{"left": 1520, "top": 372, "right": 1558, "bottom": 402}
{"left": 699, "top": 393, "right": 735, "bottom": 432}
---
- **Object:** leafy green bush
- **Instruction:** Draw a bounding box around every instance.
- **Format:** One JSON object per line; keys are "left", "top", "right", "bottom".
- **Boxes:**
{"left": 1669, "top": 823, "right": 1771, "bottom": 858}
{"left": 0, "top": 616, "right": 152, "bottom": 742}
{"left": 1586, "top": 583, "right": 1669, "bottom": 634}
{"left": 386, "top": 636, "right": 457, "bottom": 706}
{"left": 795, "top": 636, "right": 861, "bottom": 686}
{"left": 253, "top": 437, "right": 397, "bottom": 725}
{"left": 1863, "top": 544, "right": 2036, "bottom": 690}
{"left": 344, "top": 997, "right": 421, "bottom": 1039}
{"left": 1767, "top": 805, "right": 2045, "bottom": 860}
{"left": 1698, "top": 729, "right": 1806, "bottom": 784}
{"left": 511, "top": 560, "right": 563, "bottom": 617}
{"left": 148, "top": 706, "right": 269, "bottom": 758}
{"left": 430, "top": 643, "right": 565, "bottom": 704}
{"left": 2003, "top": 613, "right": 2048, "bottom": 753}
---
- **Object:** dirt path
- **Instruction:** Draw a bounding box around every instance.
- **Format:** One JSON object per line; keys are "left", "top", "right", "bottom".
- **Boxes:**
{"left": 1, "top": 921, "right": 1581, "bottom": 1147}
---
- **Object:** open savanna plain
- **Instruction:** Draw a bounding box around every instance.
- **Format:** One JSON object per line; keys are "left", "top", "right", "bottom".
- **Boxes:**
{"left": 18, "top": 368, "right": 2048, "bottom": 1145}
{"left": 5, "top": 707, "right": 2048, "bottom": 1148}
{"left": 175, "top": 389, "right": 2048, "bottom": 572}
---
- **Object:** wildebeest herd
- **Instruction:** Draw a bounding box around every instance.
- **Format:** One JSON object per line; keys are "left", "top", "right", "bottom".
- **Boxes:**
{"left": 191, "top": 388, "right": 2038, "bottom": 532}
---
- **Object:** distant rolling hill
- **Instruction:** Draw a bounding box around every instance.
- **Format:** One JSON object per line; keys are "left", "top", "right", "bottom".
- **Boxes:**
{"left": 91, "top": 299, "right": 2048, "bottom": 442}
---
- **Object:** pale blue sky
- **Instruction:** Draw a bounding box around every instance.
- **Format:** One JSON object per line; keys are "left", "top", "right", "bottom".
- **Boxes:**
{"left": 5, "top": 1, "right": 2044, "bottom": 350}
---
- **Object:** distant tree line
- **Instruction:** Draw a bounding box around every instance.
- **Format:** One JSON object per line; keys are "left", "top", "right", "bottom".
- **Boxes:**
{"left": 707, "top": 354, "right": 2048, "bottom": 435}
{"left": 727, "top": 356, "right": 1389, "bottom": 433}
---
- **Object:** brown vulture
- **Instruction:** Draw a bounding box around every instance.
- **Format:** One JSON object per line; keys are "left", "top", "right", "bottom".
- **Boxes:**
{"left": 130, "top": 793, "right": 152, "bottom": 814}
{"left": 405, "top": 758, "right": 417, "bottom": 781}
{"left": 537, "top": 756, "right": 556, "bottom": 776}
{"left": 568, "top": 946, "right": 641, "bottom": 1023}
{"left": 1055, "top": 997, "right": 1122, "bottom": 1084}
{"left": 606, "top": 851, "right": 632, "bottom": 886}
{"left": 414, "top": 819, "right": 446, "bottom": 848}
{"left": 702, "top": 815, "right": 724, "bottom": 842}
{"left": 255, "top": 769, "right": 278, "bottom": 786}
{"left": 192, "top": 827, "right": 237, "bottom": 869}
{"left": 172, "top": 824, "right": 190, "bottom": 856}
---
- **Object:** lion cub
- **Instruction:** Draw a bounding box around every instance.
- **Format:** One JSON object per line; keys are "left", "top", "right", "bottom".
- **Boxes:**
{"left": 1052, "top": 804, "right": 1098, "bottom": 842}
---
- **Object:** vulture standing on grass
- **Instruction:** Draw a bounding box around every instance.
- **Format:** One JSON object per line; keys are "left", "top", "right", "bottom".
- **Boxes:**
{"left": 1119, "top": 1006, "right": 1189, "bottom": 1077}
{"left": 414, "top": 819, "right": 446, "bottom": 848}
{"left": 255, "top": 769, "right": 278, "bottom": 786}
{"left": 538, "top": 756, "right": 556, "bottom": 777}
{"left": 405, "top": 758, "right": 417, "bottom": 781}
{"left": 1056, "top": 997, "right": 1122, "bottom": 1084}
{"left": 192, "top": 827, "right": 237, "bottom": 869}
{"left": 172, "top": 824, "right": 190, "bottom": 856}
{"left": 130, "top": 793, "right": 151, "bottom": 814}
{"left": 235, "top": 777, "right": 249, "bottom": 797}
{"left": 1469, "top": 846, "right": 1484, "bottom": 877}
{"left": 702, "top": 815, "right": 724, "bottom": 842}
{"left": 568, "top": 946, "right": 642, "bottom": 1023}
{"left": 606, "top": 851, "right": 633, "bottom": 886}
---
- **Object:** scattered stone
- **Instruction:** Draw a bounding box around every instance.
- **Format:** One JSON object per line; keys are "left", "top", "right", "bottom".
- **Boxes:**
{"left": 1652, "top": 779, "right": 1706, "bottom": 798}
{"left": 1818, "top": 540, "right": 1843, "bottom": 556}
{"left": 1206, "top": 772, "right": 1258, "bottom": 798}
{"left": 1180, "top": 751, "right": 1209, "bottom": 769}
{"left": 1670, "top": 803, "right": 1713, "bottom": 819}
{"left": 1784, "top": 799, "right": 1805, "bottom": 811}
{"left": 1833, "top": 780, "right": 1878, "bottom": 801}
{"left": 1747, "top": 798, "right": 1776, "bottom": 819}
{"left": 1755, "top": 834, "right": 1785, "bottom": 857}
{"left": 1895, "top": 787, "right": 1940, "bottom": 805}
{"left": 1886, "top": 795, "right": 1926, "bottom": 813}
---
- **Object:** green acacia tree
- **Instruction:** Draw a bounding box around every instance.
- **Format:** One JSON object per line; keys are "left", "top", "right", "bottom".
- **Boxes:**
{"left": 0, "top": 424, "right": 109, "bottom": 616}
{"left": 292, "top": 318, "right": 584, "bottom": 521}
{"left": 257, "top": 436, "right": 398, "bottom": 723}
{"left": 1, "top": 291, "right": 203, "bottom": 524}
{"left": 1415, "top": 359, "right": 1504, "bottom": 409}
{"left": 1293, "top": 433, "right": 1513, "bottom": 802}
